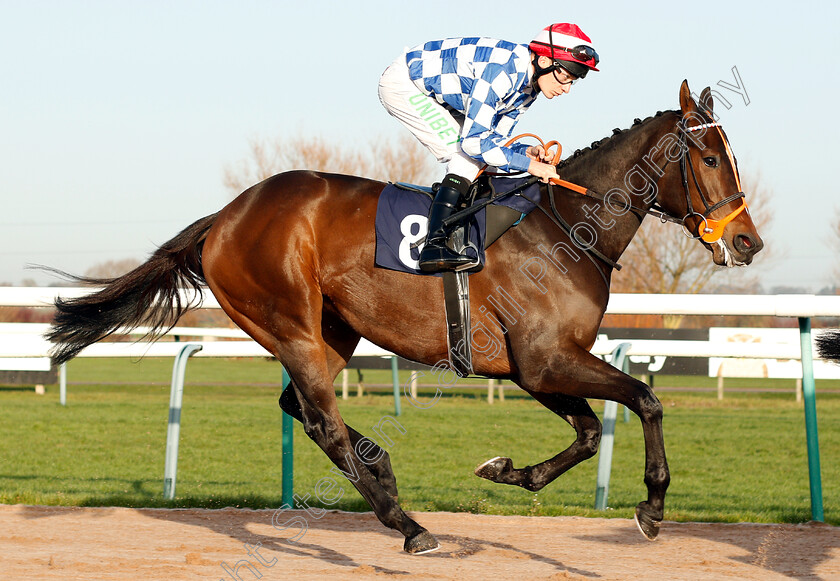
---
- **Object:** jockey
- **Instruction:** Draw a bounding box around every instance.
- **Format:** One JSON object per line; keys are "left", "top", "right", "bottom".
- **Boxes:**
{"left": 378, "top": 23, "right": 599, "bottom": 273}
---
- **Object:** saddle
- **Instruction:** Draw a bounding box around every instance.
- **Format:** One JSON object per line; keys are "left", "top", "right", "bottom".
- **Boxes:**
{"left": 381, "top": 176, "right": 541, "bottom": 377}
{"left": 394, "top": 177, "right": 529, "bottom": 253}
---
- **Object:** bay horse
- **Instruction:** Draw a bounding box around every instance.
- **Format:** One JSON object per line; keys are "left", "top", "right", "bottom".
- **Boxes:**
{"left": 47, "top": 81, "right": 763, "bottom": 554}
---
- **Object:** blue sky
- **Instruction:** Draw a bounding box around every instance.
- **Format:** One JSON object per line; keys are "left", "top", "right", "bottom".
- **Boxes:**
{"left": 2, "top": 0, "right": 838, "bottom": 291}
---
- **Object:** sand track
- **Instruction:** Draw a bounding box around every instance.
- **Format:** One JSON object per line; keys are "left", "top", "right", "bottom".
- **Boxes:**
{"left": 1, "top": 505, "right": 837, "bottom": 580}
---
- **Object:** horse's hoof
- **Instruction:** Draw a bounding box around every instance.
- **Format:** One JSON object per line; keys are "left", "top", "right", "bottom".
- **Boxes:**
{"left": 634, "top": 502, "right": 661, "bottom": 541}
{"left": 404, "top": 530, "right": 440, "bottom": 555}
{"left": 474, "top": 456, "right": 512, "bottom": 482}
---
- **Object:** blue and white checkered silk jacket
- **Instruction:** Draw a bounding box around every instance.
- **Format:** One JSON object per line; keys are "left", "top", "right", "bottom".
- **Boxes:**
{"left": 405, "top": 37, "right": 538, "bottom": 173}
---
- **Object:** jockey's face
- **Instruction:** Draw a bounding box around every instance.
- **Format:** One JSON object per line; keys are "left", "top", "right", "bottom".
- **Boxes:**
{"left": 535, "top": 56, "right": 576, "bottom": 99}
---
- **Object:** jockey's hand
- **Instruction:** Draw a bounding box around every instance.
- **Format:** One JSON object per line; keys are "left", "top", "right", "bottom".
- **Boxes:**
{"left": 528, "top": 159, "right": 559, "bottom": 183}
{"left": 526, "top": 145, "right": 553, "bottom": 162}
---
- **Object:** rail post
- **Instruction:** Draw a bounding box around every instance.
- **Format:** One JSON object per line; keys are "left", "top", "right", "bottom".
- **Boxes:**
{"left": 163, "top": 343, "right": 203, "bottom": 500}
{"left": 281, "top": 367, "right": 294, "bottom": 507}
{"left": 595, "top": 343, "right": 631, "bottom": 510}
{"left": 59, "top": 363, "right": 67, "bottom": 406}
{"left": 798, "top": 317, "right": 824, "bottom": 522}
{"left": 391, "top": 356, "right": 401, "bottom": 416}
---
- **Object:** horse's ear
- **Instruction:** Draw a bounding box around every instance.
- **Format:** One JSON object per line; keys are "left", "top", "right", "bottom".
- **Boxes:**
{"left": 699, "top": 87, "right": 714, "bottom": 113}
{"left": 679, "top": 80, "right": 696, "bottom": 114}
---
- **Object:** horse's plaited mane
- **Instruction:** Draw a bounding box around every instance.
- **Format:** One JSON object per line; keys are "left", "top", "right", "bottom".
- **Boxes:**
{"left": 558, "top": 109, "right": 677, "bottom": 169}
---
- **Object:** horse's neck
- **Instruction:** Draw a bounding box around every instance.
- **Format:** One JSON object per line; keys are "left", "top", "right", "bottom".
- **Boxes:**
{"left": 550, "top": 112, "right": 680, "bottom": 262}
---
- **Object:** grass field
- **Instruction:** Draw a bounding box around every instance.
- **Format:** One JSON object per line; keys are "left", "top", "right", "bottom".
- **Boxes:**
{"left": 0, "top": 357, "right": 837, "bottom": 526}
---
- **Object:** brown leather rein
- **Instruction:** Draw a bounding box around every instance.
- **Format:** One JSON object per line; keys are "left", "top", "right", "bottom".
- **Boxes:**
{"left": 484, "top": 120, "right": 748, "bottom": 249}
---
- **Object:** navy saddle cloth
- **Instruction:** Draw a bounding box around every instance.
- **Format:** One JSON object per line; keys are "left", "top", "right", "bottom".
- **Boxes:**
{"left": 374, "top": 176, "right": 541, "bottom": 275}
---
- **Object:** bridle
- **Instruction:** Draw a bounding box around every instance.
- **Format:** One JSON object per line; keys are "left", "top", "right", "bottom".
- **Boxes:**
{"left": 540, "top": 113, "right": 748, "bottom": 253}
{"left": 675, "top": 119, "right": 748, "bottom": 243}
{"left": 442, "top": 113, "right": 749, "bottom": 283}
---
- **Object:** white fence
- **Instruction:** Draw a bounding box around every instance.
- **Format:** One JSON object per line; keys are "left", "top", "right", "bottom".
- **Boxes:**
{"left": 1, "top": 287, "right": 835, "bottom": 521}
{"left": 2, "top": 287, "right": 838, "bottom": 361}
{"left": 3, "top": 286, "right": 838, "bottom": 315}
{"left": 2, "top": 288, "right": 835, "bottom": 405}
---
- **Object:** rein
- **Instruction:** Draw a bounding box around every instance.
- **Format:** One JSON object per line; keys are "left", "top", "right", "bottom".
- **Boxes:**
{"left": 501, "top": 118, "right": 747, "bottom": 267}
{"left": 485, "top": 133, "right": 689, "bottom": 226}
{"left": 439, "top": 118, "right": 746, "bottom": 285}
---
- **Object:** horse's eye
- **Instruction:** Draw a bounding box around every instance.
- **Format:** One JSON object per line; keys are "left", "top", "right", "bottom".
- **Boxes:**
{"left": 703, "top": 156, "right": 718, "bottom": 168}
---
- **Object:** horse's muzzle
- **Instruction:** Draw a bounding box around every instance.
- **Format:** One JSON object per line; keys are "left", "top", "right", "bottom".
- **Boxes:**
{"left": 732, "top": 232, "right": 764, "bottom": 264}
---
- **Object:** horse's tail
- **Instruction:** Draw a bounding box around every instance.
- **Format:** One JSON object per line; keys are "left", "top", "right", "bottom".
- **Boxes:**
{"left": 46, "top": 213, "right": 219, "bottom": 365}
{"left": 816, "top": 329, "right": 840, "bottom": 363}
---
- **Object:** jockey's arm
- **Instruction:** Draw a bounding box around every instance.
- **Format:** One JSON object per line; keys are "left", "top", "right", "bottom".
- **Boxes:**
{"left": 460, "top": 69, "right": 559, "bottom": 182}
{"left": 525, "top": 145, "right": 559, "bottom": 182}
{"left": 527, "top": 158, "right": 559, "bottom": 182}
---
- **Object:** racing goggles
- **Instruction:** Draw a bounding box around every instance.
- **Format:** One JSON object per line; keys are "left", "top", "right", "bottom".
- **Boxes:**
{"left": 553, "top": 44, "right": 599, "bottom": 66}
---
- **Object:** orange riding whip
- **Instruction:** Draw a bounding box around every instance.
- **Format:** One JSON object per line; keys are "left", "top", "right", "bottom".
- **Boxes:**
{"left": 476, "top": 133, "right": 591, "bottom": 196}
{"left": 443, "top": 133, "right": 625, "bottom": 275}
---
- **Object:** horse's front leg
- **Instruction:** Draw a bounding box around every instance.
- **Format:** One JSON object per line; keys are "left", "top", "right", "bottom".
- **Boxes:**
{"left": 479, "top": 348, "right": 670, "bottom": 540}
{"left": 475, "top": 392, "right": 602, "bottom": 492}
{"left": 561, "top": 350, "right": 669, "bottom": 540}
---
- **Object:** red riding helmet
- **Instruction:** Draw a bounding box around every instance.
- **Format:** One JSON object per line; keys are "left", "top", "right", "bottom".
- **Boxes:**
{"left": 529, "top": 23, "right": 600, "bottom": 79}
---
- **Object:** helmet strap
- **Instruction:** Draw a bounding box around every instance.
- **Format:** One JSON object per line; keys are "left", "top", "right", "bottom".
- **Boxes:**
{"left": 531, "top": 54, "right": 555, "bottom": 88}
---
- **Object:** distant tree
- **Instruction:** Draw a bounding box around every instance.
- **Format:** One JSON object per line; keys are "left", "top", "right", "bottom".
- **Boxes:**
{"left": 84, "top": 259, "right": 142, "bottom": 280}
{"left": 607, "top": 170, "right": 775, "bottom": 328}
{"left": 224, "top": 132, "right": 438, "bottom": 197}
{"left": 81, "top": 258, "right": 233, "bottom": 328}
{"left": 828, "top": 207, "right": 840, "bottom": 285}
{"left": 0, "top": 306, "right": 53, "bottom": 323}
{"left": 769, "top": 285, "right": 811, "bottom": 294}
{"left": 178, "top": 308, "right": 238, "bottom": 329}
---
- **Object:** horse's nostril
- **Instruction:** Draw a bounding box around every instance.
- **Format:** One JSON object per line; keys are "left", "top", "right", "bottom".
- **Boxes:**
{"left": 734, "top": 233, "right": 763, "bottom": 255}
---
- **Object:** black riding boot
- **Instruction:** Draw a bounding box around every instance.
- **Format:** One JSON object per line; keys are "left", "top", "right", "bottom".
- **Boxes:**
{"left": 418, "top": 174, "right": 475, "bottom": 273}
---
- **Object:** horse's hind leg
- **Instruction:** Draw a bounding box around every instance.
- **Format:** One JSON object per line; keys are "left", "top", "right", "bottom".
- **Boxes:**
{"left": 270, "top": 305, "right": 433, "bottom": 553}
{"left": 287, "top": 361, "right": 437, "bottom": 553}
{"left": 280, "top": 313, "right": 400, "bottom": 498}
{"left": 209, "top": 287, "right": 429, "bottom": 552}
{"left": 475, "top": 392, "right": 602, "bottom": 492}
{"left": 279, "top": 382, "right": 398, "bottom": 498}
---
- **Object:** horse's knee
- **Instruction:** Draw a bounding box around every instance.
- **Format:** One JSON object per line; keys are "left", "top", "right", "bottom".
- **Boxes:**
{"left": 300, "top": 413, "right": 343, "bottom": 449}
{"left": 577, "top": 416, "right": 602, "bottom": 458}
{"left": 371, "top": 446, "right": 392, "bottom": 469}
{"left": 301, "top": 419, "right": 325, "bottom": 443}
{"left": 322, "top": 419, "right": 351, "bottom": 451}
{"left": 582, "top": 428, "right": 602, "bottom": 458}
{"left": 645, "top": 464, "right": 671, "bottom": 491}
{"left": 637, "top": 390, "right": 663, "bottom": 423}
